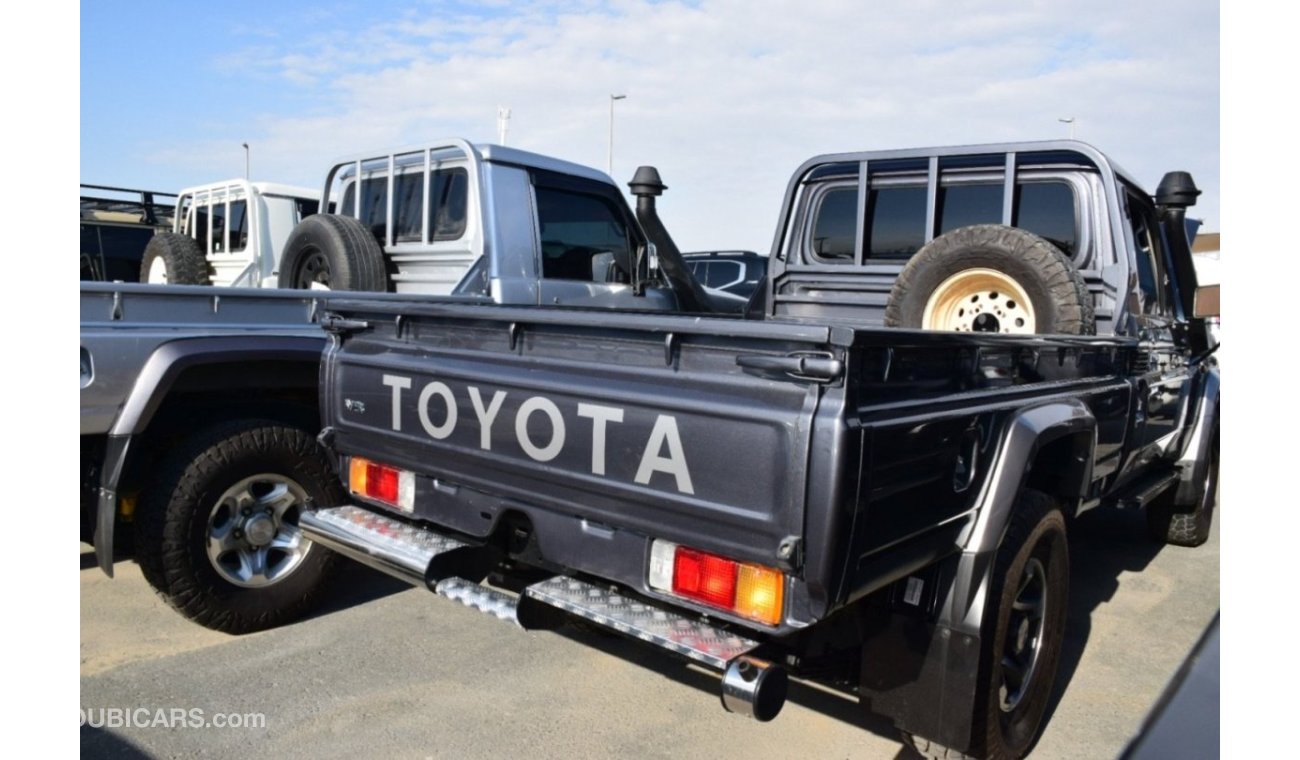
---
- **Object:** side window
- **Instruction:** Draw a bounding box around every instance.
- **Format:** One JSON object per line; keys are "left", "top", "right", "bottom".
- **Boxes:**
{"left": 809, "top": 186, "right": 858, "bottom": 262}
{"left": 359, "top": 178, "right": 388, "bottom": 238}
{"left": 393, "top": 173, "right": 423, "bottom": 243}
{"left": 209, "top": 201, "right": 226, "bottom": 254}
{"left": 1015, "top": 182, "right": 1077, "bottom": 257}
{"left": 866, "top": 186, "right": 927, "bottom": 260}
{"left": 295, "top": 198, "right": 319, "bottom": 221}
{"left": 339, "top": 184, "right": 355, "bottom": 219}
{"left": 705, "top": 261, "right": 742, "bottom": 289}
{"left": 228, "top": 200, "right": 248, "bottom": 253}
{"left": 1126, "top": 191, "right": 1171, "bottom": 316}
{"left": 430, "top": 169, "right": 468, "bottom": 241}
{"left": 535, "top": 186, "right": 631, "bottom": 281}
{"left": 938, "top": 183, "right": 1002, "bottom": 235}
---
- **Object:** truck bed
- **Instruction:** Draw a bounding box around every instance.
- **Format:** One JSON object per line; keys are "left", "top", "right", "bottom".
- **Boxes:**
{"left": 321, "top": 298, "right": 1136, "bottom": 633}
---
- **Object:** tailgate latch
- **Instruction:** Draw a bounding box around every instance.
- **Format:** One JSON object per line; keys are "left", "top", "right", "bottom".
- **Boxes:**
{"left": 319, "top": 313, "right": 372, "bottom": 334}
{"left": 736, "top": 351, "right": 843, "bottom": 383}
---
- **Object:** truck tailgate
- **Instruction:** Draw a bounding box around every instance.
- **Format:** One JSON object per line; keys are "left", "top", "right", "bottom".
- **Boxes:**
{"left": 323, "top": 302, "right": 847, "bottom": 567}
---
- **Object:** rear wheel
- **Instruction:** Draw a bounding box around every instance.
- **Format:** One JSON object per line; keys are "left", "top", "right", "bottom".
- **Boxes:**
{"left": 134, "top": 419, "right": 343, "bottom": 634}
{"left": 278, "top": 214, "right": 388, "bottom": 291}
{"left": 1147, "top": 428, "right": 1219, "bottom": 547}
{"left": 139, "top": 232, "right": 209, "bottom": 285}
{"left": 904, "top": 490, "right": 1069, "bottom": 759}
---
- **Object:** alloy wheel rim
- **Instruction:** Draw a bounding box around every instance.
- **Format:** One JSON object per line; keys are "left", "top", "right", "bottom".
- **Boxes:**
{"left": 1000, "top": 556, "right": 1048, "bottom": 715}
{"left": 206, "top": 473, "right": 314, "bottom": 588}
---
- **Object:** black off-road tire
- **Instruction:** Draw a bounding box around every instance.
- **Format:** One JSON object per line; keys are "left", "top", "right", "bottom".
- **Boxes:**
{"left": 905, "top": 490, "right": 1069, "bottom": 760}
{"left": 1147, "top": 428, "right": 1219, "bottom": 547}
{"left": 277, "top": 213, "right": 388, "bottom": 291}
{"left": 885, "top": 225, "right": 1094, "bottom": 335}
{"left": 139, "top": 232, "right": 209, "bottom": 285}
{"left": 134, "top": 420, "right": 344, "bottom": 634}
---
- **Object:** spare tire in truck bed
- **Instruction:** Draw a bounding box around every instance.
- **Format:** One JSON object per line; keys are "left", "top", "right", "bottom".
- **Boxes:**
{"left": 278, "top": 214, "right": 389, "bottom": 291}
{"left": 139, "top": 232, "right": 210, "bottom": 285}
{"left": 884, "top": 224, "right": 1095, "bottom": 335}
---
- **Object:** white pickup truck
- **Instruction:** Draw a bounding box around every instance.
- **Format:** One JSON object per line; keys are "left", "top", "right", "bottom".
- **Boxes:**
{"left": 140, "top": 179, "right": 320, "bottom": 287}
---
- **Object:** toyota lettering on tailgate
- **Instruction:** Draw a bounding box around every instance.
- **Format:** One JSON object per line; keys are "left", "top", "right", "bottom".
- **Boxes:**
{"left": 379, "top": 373, "right": 695, "bottom": 495}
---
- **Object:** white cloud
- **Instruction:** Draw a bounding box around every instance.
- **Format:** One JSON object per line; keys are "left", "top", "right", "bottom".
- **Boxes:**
{"left": 145, "top": 0, "right": 1220, "bottom": 250}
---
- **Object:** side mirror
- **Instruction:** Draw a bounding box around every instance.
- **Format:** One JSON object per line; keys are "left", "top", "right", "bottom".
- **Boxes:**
{"left": 590, "top": 251, "right": 615, "bottom": 283}
{"left": 1193, "top": 284, "right": 1219, "bottom": 318}
{"left": 641, "top": 242, "right": 659, "bottom": 276}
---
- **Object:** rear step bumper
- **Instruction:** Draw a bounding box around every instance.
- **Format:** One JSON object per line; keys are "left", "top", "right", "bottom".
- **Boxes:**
{"left": 300, "top": 505, "right": 788, "bottom": 721}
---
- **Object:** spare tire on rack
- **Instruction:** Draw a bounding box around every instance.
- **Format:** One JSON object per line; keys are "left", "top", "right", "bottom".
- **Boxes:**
{"left": 140, "top": 232, "right": 210, "bottom": 285}
{"left": 884, "top": 224, "right": 1095, "bottom": 335}
{"left": 277, "top": 214, "right": 389, "bottom": 291}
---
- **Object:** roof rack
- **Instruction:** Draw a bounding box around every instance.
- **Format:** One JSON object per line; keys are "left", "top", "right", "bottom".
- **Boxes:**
{"left": 81, "top": 184, "right": 178, "bottom": 228}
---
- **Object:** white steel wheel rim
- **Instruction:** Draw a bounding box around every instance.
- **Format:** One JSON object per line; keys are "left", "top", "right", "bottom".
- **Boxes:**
{"left": 922, "top": 268, "right": 1037, "bottom": 334}
{"left": 147, "top": 256, "right": 169, "bottom": 284}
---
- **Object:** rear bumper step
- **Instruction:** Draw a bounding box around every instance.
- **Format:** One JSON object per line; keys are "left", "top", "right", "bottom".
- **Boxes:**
{"left": 300, "top": 505, "right": 787, "bottom": 720}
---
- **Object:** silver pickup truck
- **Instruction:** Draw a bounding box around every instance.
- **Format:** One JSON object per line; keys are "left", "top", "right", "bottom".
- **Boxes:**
{"left": 81, "top": 140, "right": 732, "bottom": 634}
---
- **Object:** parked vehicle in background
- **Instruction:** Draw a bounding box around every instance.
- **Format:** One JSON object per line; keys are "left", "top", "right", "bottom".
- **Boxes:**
{"left": 301, "top": 140, "right": 1219, "bottom": 760}
{"left": 682, "top": 250, "right": 767, "bottom": 300}
{"left": 81, "top": 184, "right": 176, "bottom": 282}
{"left": 82, "top": 141, "right": 733, "bottom": 635}
{"left": 140, "top": 180, "right": 321, "bottom": 287}
{"left": 274, "top": 139, "right": 738, "bottom": 312}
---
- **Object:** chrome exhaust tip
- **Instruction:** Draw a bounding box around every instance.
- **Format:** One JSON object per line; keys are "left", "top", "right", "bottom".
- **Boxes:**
{"left": 721, "top": 655, "right": 788, "bottom": 722}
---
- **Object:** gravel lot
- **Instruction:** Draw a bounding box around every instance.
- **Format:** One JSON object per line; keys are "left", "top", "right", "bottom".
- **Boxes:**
{"left": 81, "top": 502, "right": 1218, "bottom": 759}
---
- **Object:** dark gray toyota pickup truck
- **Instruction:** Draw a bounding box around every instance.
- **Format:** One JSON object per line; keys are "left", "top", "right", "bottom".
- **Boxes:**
{"left": 299, "top": 141, "right": 1219, "bottom": 759}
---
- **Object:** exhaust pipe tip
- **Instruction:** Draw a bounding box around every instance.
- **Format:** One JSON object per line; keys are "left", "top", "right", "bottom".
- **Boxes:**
{"left": 721, "top": 655, "right": 788, "bottom": 722}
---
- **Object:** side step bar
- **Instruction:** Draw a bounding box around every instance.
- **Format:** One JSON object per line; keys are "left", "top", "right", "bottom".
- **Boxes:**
{"left": 1116, "top": 469, "right": 1180, "bottom": 509}
{"left": 300, "top": 505, "right": 787, "bottom": 720}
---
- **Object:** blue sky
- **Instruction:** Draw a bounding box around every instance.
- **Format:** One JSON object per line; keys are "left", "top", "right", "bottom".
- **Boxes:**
{"left": 81, "top": 0, "right": 1220, "bottom": 251}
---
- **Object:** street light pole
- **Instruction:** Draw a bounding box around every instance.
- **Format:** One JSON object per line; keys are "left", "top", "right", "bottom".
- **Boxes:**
{"left": 608, "top": 94, "right": 626, "bottom": 176}
{"left": 1058, "top": 117, "right": 1076, "bottom": 139}
{"left": 242, "top": 143, "right": 250, "bottom": 179}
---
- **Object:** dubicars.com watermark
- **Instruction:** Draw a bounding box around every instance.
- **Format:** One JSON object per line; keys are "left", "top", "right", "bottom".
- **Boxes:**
{"left": 81, "top": 707, "right": 266, "bottom": 730}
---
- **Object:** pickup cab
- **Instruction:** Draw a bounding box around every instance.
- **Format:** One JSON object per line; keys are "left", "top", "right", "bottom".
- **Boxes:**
{"left": 276, "top": 138, "right": 740, "bottom": 314}
{"left": 301, "top": 140, "right": 1219, "bottom": 759}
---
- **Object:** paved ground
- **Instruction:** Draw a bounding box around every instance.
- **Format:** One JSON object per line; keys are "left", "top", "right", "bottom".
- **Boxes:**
{"left": 81, "top": 503, "right": 1218, "bottom": 759}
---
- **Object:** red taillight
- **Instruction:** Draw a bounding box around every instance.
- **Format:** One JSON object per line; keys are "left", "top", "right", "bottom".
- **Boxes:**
{"left": 370, "top": 465, "right": 399, "bottom": 503}
{"left": 349, "top": 457, "right": 414, "bottom": 511}
{"left": 673, "top": 548, "right": 738, "bottom": 609}
{"left": 651, "top": 540, "right": 785, "bottom": 626}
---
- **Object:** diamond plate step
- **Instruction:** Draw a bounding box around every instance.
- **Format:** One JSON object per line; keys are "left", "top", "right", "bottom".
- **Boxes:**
{"left": 435, "top": 577, "right": 521, "bottom": 625}
{"left": 303, "top": 506, "right": 759, "bottom": 671}
{"left": 525, "top": 576, "right": 759, "bottom": 670}
{"left": 300, "top": 505, "right": 466, "bottom": 586}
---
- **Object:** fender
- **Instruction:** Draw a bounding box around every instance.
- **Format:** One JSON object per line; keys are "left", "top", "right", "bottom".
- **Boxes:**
{"left": 1172, "top": 365, "right": 1219, "bottom": 505}
{"left": 861, "top": 399, "right": 1096, "bottom": 750}
{"left": 94, "top": 335, "right": 327, "bottom": 576}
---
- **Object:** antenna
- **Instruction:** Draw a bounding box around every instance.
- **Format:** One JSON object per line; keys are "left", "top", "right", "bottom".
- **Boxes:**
{"left": 497, "top": 106, "right": 512, "bottom": 145}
